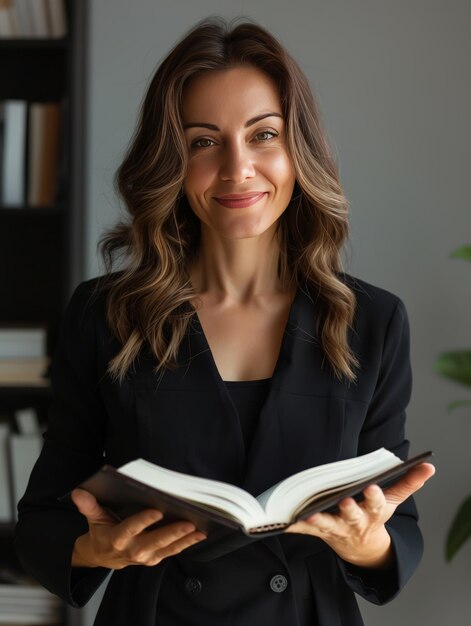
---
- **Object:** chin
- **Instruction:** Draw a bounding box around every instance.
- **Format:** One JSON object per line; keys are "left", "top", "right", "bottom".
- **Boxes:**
{"left": 223, "top": 216, "right": 279, "bottom": 239}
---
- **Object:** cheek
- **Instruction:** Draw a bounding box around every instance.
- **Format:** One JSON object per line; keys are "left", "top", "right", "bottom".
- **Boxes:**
{"left": 263, "top": 151, "right": 296, "bottom": 189}
{"left": 185, "top": 154, "right": 217, "bottom": 190}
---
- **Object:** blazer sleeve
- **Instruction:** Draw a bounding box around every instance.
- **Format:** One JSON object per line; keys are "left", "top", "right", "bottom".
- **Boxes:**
{"left": 14, "top": 281, "right": 111, "bottom": 607}
{"left": 336, "top": 297, "right": 423, "bottom": 604}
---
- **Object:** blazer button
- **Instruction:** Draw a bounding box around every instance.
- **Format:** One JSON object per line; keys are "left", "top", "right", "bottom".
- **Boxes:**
{"left": 270, "top": 574, "right": 288, "bottom": 593}
{"left": 184, "top": 577, "right": 203, "bottom": 597}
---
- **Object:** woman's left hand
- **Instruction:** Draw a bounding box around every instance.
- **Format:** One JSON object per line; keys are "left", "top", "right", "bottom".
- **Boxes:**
{"left": 284, "top": 462, "right": 435, "bottom": 569}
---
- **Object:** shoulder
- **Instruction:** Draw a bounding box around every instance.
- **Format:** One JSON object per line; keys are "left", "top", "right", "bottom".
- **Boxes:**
{"left": 63, "top": 272, "right": 123, "bottom": 339}
{"left": 67, "top": 272, "right": 122, "bottom": 313}
{"left": 340, "top": 271, "right": 407, "bottom": 319}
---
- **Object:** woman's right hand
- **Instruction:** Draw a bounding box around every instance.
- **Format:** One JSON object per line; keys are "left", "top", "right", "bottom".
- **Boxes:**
{"left": 70, "top": 488, "right": 207, "bottom": 570}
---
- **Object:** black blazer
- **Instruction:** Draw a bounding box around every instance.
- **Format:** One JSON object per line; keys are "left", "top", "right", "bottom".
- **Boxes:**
{"left": 15, "top": 273, "right": 423, "bottom": 626}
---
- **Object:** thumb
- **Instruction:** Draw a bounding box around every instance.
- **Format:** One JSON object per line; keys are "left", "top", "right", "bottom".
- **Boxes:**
{"left": 71, "top": 488, "right": 116, "bottom": 525}
{"left": 384, "top": 462, "right": 436, "bottom": 505}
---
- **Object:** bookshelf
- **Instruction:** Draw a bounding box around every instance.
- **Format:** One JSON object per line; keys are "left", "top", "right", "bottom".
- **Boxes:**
{"left": 0, "top": 1, "right": 88, "bottom": 625}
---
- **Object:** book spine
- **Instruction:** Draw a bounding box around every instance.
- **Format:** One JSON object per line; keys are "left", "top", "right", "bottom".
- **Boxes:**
{"left": 0, "top": 0, "right": 19, "bottom": 37}
{"left": 0, "top": 422, "right": 13, "bottom": 522}
{"left": 27, "top": 0, "right": 50, "bottom": 37}
{"left": 14, "top": 0, "right": 35, "bottom": 37}
{"left": 9, "top": 433, "right": 42, "bottom": 519}
{"left": 27, "top": 102, "right": 62, "bottom": 207}
{"left": 1, "top": 100, "right": 27, "bottom": 207}
{"left": 45, "top": 0, "right": 67, "bottom": 38}
{"left": 0, "top": 327, "right": 47, "bottom": 358}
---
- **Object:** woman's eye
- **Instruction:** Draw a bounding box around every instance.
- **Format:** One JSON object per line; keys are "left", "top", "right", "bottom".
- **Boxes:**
{"left": 191, "top": 138, "right": 215, "bottom": 149}
{"left": 254, "top": 130, "right": 278, "bottom": 142}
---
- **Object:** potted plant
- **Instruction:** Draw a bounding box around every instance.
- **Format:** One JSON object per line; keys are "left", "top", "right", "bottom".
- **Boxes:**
{"left": 433, "top": 245, "right": 471, "bottom": 561}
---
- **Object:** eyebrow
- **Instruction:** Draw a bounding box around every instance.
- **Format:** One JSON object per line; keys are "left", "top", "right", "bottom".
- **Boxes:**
{"left": 182, "top": 112, "right": 284, "bottom": 131}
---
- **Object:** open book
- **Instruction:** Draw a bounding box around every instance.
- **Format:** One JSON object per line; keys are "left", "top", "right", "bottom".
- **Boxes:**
{"left": 78, "top": 449, "right": 432, "bottom": 537}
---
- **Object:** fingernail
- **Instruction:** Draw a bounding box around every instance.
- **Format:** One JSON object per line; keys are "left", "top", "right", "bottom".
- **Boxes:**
{"left": 195, "top": 533, "right": 206, "bottom": 541}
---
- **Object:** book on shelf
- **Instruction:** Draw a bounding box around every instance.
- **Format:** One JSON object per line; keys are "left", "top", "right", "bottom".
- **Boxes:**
{"left": 0, "top": 326, "right": 49, "bottom": 385}
{"left": 0, "top": 421, "right": 12, "bottom": 522}
{"left": 0, "top": 582, "right": 62, "bottom": 625}
{"left": 0, "top": 99, "right": 63, "bottom": 209}
{"left": 0, "top": 409, "right": 42, "bottom": 524}
{"left": 27, "top": 101, "right": 62, "bottom": 207}
{"left": 0, "top": 0, "right": 17, "bottom": 38}
{"left": 0, "top": 358, "right": 49, "bottom": 386}
{"left": 0, "top": 326, "right": 47, "bottom": 359}
{"left": 0, "top": 0, "right": 67, "bottom": 38}
{"left": 78, "top": 448, "right": 433, "bottom": 538}
{"left": 0, "top": 100, "right": 27, "bottom": 207}
{"left": 9, "top": 431, "right": 43, "bottom": 519}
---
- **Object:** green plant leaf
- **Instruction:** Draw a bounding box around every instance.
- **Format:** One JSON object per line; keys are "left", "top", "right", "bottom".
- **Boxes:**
{"left": 446, "top": 495, "right": 471, "bottom": 561}
{"left": 434, "top": 351, "right": 471, "bottom": 387}
{"left": 450, "top": 245, "right": 471, "bottom": 262}
{"left": 447, "top": 400, "right": 471, "bottom": 412}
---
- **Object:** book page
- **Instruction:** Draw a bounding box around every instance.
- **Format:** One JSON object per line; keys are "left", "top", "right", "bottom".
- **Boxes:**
{"left": 118, "top": 459, "right": 267, "bottom": 528}
{"left": 261, "top": 449, "right": 401, "bottom": 524}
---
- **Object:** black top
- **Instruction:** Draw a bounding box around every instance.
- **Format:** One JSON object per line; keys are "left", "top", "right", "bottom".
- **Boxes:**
{"left": 224, "top": 377, "right": 272, "bottom": 449}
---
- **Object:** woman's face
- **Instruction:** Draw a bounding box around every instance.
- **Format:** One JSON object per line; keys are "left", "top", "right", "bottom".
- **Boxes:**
{"left": 181, "top": 65, "right": 296, "bottom": 240}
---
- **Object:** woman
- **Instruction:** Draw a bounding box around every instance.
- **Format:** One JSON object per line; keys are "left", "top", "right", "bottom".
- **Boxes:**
{"left": 15, "top": 16, "right": 434, "bottom": 626}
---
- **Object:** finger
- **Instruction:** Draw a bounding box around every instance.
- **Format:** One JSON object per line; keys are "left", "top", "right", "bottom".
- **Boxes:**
{"left": 287, "top": 511, "right": 338, "bottom": 535}
{"left": 129, "top": 522, "right": 206, "bottom": 564}
{"left": 361, "top": 484, "right": 386, "bottom": 516}
{"left": 71, "top": 488, "right": 117, "bottom": 524}
{"left": 150, "top": 529, "right": 207, "bottom": 561}
{"left": 384, "top": 462, "right": 436, "bottom": 505}
{"left": 337, "top": 497, "right": 365, "bottom": 525}
{"left": 112, "top": 509, "right": 165, "bottom": 549}
{"left": 144, "top": 520, "right": 198, "bottom": 551}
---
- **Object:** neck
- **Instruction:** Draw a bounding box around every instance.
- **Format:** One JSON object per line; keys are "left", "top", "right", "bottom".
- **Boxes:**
{"left": 189, "top": 223, "right": 292, "bottom": 304}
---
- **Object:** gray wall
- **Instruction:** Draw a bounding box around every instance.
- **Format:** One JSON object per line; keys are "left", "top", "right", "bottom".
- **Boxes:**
{"left": 82, "top": 1, "right": 471, "bottom": 624}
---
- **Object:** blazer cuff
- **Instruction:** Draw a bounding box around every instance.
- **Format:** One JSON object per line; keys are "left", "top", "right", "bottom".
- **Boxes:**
{"left": 15, "top": 510, "right": 110, "bottom": 607}
{"left": 336, "top": 516, "right": 423, "bottom": 605}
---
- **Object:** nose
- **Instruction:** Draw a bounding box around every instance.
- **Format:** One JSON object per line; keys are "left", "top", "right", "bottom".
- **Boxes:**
{"left": 219, "top": 140, "right": 256, "bottom": 183}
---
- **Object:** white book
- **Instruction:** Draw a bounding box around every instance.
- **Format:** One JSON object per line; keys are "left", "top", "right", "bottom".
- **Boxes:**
{"left": 0, "top": 583, "right": 61, "bottom": 599}
{"left": 26, "top": 0, "right": 50, "bottom": 37}
{"left": 0, "top": 327, "right": 46, "bottom": 358}
{"left": 9, "top": 434, "right": 42, "bottom": 517}
{"left": 0, "top": 102, "right": 4, "bottom": 201}
{"left": 1, "top": 100, "right": 27, "bottom": 206}
{"left": 45, "top": 0, "right": 66, "bottom": 37}
{"left": 0, "top": 423, "right": 12, "bottom": 522}
{"left": 14, "top": 0, "right": 35, "bottom": 36}
{"left": 14, "top": 407, "right": 41, "bottom": 435}
{"left": 0, "top": 612, "right": 61, "bottom": 625}
{"left": 81, "top": 448, "right": 432, "bottom": 536}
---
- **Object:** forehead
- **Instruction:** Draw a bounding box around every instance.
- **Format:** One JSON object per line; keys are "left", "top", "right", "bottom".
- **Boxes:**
{"left": 181, "top": 66, "right": 282, "bottom": 122}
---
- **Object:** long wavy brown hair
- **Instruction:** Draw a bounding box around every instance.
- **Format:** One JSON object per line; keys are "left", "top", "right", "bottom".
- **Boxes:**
{"left": 97, "top": 15, "right": 359, "bottom": 384}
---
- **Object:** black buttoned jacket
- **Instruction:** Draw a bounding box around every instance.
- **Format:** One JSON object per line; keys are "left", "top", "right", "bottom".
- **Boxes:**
{"left": 15, "top": 272, "right": 424, "bottom": 626}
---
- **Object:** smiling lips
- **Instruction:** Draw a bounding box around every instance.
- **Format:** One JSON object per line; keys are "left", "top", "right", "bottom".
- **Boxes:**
{"left": 214, "top": 192, "right": 267, "bottom": 209}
